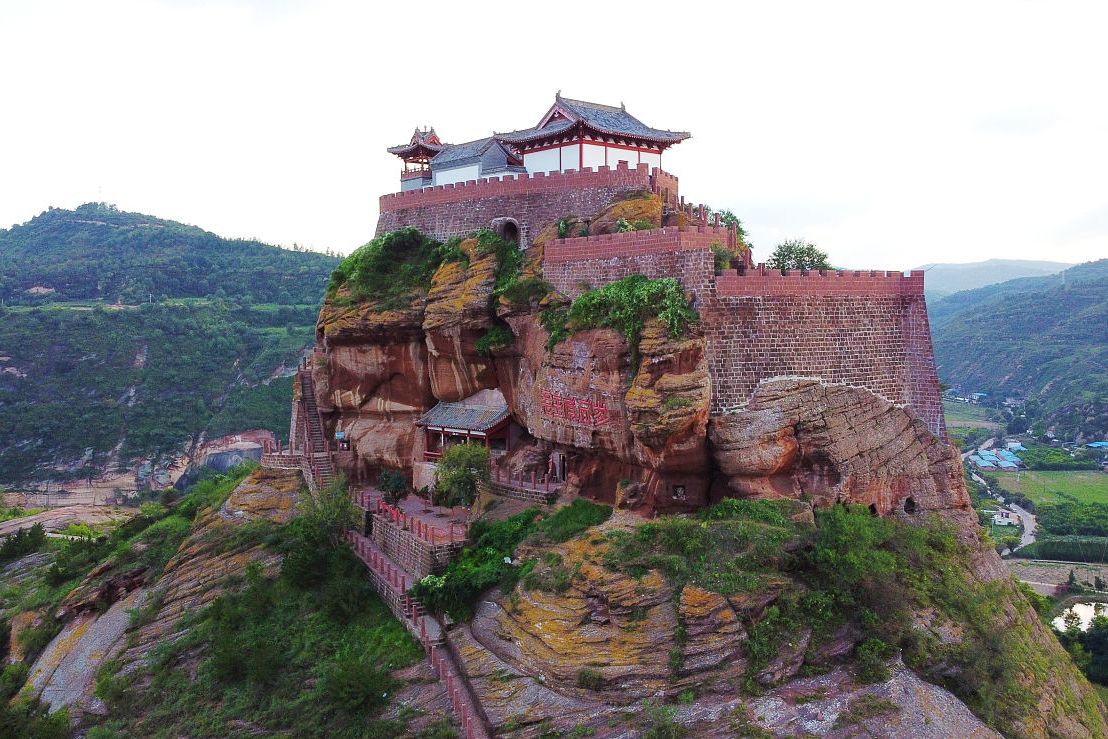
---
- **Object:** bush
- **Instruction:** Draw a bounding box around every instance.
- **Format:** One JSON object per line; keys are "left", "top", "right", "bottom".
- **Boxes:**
{"left": 0, "top": 663, "right": 28, "bottom": 701}
{"left": 326, "top": 228, "right": 457, "bottom": 309}
{"left": 541, "top": 275, "right": 698, "bottom": 366}
{"left": 434, "top": 444, "right": 490, "bottom": 508}
{"left": 0, "top": 523, "right": 46, "bottom": 564}
{"left": 377, "top": 469, "right": 408, "bottom": 502}
{"left": 317, "top": 643, "right": 393, "bottom": 714}
{"left": 475, "top": 325, "right": 514, "bottom": 356}
{"left": 855, "top": 638, "right": 894, "bottom": 683}
{"left": 498, "top": 276, "right": 552, "bottom": 306}
{"left": 641, "top": 699, "right": 685, "bottom": 739}
{"left": 575, "top": 667, "right": 604, "bottom": 690}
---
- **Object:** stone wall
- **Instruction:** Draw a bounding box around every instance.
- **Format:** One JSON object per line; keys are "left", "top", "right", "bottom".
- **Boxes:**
{"left": 540, "top": 230, "right": 945, "bottom": 437}
{"left": 371, "top": 514, "right": 462, "bottom": 580}
{"left": 376, "top": 162, "right": 673, "bottom": 246}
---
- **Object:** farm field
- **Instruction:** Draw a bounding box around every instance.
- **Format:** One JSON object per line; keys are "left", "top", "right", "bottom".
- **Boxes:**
{"left": 943, "top": 399, "right": 1002, "bottom": 429}
{"left": 993, "top": 470, "right": 1108, "bottom": 505}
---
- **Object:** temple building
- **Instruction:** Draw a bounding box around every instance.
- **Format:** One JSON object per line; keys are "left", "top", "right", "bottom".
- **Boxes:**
{"left": 388, "top": 93, "right": 690, "bottom": 190}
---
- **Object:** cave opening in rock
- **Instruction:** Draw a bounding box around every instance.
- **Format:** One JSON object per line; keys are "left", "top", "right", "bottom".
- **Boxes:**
{"left": 868, "top": 503, "right": 878, "bottom": 516}
{"left": 904, "top": 496, "right": 917, "bottom": 513}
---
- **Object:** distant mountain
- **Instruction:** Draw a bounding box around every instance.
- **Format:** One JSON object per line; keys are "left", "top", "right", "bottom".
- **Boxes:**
{"left": 915, "top": 259, "right": 1072, "bottom": 300}
{"left": 0, "top": 202, "right": 337, "bottom": 305}
{"left": 0, "top": 203, "right": 340, "bottom": 486}
{"left": 929, "top": 259, "right": 1108, "bottom": 440}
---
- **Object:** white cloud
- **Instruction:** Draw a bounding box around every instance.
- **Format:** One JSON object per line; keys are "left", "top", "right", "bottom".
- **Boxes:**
{"left": 0, "top": 0, "right": 1105, "bottom": 269}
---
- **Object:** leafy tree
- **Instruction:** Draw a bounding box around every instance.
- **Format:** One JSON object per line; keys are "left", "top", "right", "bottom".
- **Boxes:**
{"left": 434, "top": 443, "right": 490, "bottom": 507}
{"left": 766, "top": 239, "right": 832, "bottom": 271}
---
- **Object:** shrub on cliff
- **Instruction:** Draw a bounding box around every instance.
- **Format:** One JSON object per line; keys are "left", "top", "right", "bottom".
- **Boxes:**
{"left": 541, "top": 275, "right": 697, "bottom": 365}
{"left": 326, "top": 227, "right": 460, "bottom": 309}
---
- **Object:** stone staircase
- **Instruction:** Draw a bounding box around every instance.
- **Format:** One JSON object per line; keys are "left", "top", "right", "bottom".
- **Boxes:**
{"left": 297, "top": 367, "right": 336, "bottom": 491}
{"left": 345, "top": 526, "right": 490, "bottom": 739}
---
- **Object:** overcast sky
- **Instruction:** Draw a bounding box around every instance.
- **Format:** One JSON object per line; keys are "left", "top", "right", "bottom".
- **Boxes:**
{"left": 1, "top": 0, "right": 1106, "bottom": 269}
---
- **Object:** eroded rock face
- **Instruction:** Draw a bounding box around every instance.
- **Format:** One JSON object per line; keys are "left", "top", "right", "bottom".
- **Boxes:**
{"left": 16, "top": 468, "right": 302, "bottom": 725}
{"left": 709, "top": 378, "right": 970, "bottom": 517}
{"left": 421, "top": 242, "right": 499, "bottom": 402}
{"left": 495, "top": 315, "right": 711, "bottom": 511}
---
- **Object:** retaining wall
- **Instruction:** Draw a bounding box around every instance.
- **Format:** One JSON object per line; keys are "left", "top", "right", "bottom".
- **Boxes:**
{"left": 540, "top": 229, "right": 946, "bottom": 437}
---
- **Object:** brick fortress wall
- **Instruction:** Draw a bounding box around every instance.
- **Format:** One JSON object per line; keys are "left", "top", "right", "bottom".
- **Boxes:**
{"left": 376, "top": 162, "right": 677, "bottom": 246}
{"left": 543, "top": 231, "right": 946, "bottom": 438}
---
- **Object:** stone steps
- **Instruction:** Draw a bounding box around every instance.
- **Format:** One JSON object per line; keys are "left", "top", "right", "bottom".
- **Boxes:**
{"left": 344, "top": 530, "right": 490, "bottom": 739}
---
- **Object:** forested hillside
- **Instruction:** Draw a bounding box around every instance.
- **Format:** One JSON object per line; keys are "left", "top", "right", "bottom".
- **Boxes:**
{"left": 930, "top": 259, "right": 1108, "bottom": 439}
{"left": 0, "top": 202, "right": 336, "bottom": 305}
{"left": 0, "top": 204, "right": 339, "bottom": 486}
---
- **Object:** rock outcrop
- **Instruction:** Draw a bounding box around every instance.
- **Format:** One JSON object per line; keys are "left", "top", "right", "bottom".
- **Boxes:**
{"left": 421, "top": 241, "right": 499, "bottom": 402}
{"left": 19, "top": 467, "right": 302, "bottom": 723}
{"left": 710, "top": 378, "right": 970, "bottom": 517}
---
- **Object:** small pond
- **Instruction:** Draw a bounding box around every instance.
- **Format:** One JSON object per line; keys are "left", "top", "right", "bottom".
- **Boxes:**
{"left": 1053, "top": 601, "right": 1108, "bottom": 631}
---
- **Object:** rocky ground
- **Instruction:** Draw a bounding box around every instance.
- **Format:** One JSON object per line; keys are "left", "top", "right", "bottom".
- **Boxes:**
{"left": 0, "top": 505, "right": 133, "bottom": 536}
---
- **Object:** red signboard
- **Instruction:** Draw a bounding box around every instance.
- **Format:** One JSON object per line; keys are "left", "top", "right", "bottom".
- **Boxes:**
{"left": 541, "top": 390, "right": 611, "bottom": 426}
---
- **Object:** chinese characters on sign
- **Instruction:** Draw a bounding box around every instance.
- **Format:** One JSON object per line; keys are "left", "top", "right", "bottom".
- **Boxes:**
{"left": 540, "top": 391, "right": 611, "bottom": 427}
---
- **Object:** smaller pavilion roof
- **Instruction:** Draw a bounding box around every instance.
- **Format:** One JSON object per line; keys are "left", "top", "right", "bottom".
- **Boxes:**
{"left": 416, "top": 400, "right": 509, "bottom": 432}
{"left": 387, "top": 127, "right": 445, "bottom": 158}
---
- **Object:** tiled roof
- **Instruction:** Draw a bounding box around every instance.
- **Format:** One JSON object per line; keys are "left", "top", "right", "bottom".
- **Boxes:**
{"left": 416, "top": 401, "right": 509, "bottom": 432}
{"left": 387, "top": 127, "right": 445, "bottom": 156}
{"left": 498, "top": 95, "right": 690, "bottom": 146}
{"left": 496, "top": 119, "right": 575, "bottom": 143}
{"left": 430, "top": 137, "right": 496, "bottom": 167}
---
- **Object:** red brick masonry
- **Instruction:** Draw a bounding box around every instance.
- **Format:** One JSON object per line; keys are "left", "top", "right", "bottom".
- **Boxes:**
{"left": 376, "top": 162, "right": 677, "bottom": 246}
{"left": 542, "top": 228, "right": 946, "bottom": 438}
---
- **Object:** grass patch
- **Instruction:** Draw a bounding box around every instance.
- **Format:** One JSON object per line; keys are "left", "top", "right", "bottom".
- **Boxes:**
{"left": 833, "top": 694, "right": 899, "bottom": 728}
{"left": 531, "top": 498, "right": 613, "bottom": 544}
{"left": 942, "top": 400, "right": 1002, "bottom": 428}
{"left": 992, "top": 471, "right": 1108, "bottom": 506}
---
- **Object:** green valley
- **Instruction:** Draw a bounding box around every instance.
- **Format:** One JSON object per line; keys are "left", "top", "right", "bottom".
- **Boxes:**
{"left": 0, "top": 204, "right": 339, "bottom": 487}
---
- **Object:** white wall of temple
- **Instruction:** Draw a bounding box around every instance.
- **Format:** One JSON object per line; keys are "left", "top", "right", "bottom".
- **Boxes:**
{"left": 523, "top": 148, "right": 560, "bottom": 174}
{"left": 582, "top": 143, "right": 606, "bottom": 169}
{"left": 432, "top": 164, "right": 480, "bottom": 186}
{"left": 560, "top": 144, "right": 580, "bottom": 171}
{"left": 521, "top": 143, "right": 665, "bottom": 175}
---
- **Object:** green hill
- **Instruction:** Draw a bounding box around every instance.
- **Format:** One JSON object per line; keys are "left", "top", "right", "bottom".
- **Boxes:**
{"left": 0, "top": 202, "right": 336, "bottom": 305}
{"left": 929, "top": 259, "right": 1108, "bottom": 440}
{"left": 0, "top": 204, "right": 340, "bottom": 486}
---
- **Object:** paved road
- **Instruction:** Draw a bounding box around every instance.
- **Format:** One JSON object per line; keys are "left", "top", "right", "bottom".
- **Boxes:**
{"left": 1008, "top": 501, "right": 1037, "bottom": 549}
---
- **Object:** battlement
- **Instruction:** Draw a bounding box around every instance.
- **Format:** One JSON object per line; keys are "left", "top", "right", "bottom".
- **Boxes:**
{"left": 379, "top": 161, "right": 675, "bottom": 212}
{"left": 544, "top": 225, "right": 734, "bottom": 263}
{"left": 715, "top": 265, "right": 925, "bottom": 297}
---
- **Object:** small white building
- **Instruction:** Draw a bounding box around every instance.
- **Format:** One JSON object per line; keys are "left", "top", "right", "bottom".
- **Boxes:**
{"left": 388, "top": 93, "right": 690, "bottom": 191}
{"left": 990, "top": 509, "right": 1022, "bottom": 527}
